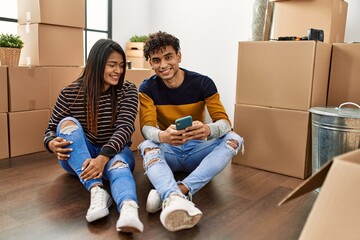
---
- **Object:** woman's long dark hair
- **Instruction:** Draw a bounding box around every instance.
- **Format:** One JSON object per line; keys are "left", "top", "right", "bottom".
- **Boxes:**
{"left": 79, "top": 39, "right": 126, "bottom": 135}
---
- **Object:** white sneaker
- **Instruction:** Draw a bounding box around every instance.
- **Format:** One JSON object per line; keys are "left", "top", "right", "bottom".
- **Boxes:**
{"left": 86, "top": 186, "right": 112, "bottom": 222}
{"left": 160, "top": 194, "right": 202, "bottom": 232}
{"left": 146, "top": 189, "right": 162, "bottom": 213}
{"left": 116, "top": 200, "right": 144, "bottom": 233}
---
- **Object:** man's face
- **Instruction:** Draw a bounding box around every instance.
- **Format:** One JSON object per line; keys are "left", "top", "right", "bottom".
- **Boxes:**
{"left": 149, "top": 45, "right": 181, "bottom": 81}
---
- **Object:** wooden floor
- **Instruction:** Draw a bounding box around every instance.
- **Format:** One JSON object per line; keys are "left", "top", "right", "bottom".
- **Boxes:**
{"left": 0, "top": 151, "right": 317, "bottom": 240}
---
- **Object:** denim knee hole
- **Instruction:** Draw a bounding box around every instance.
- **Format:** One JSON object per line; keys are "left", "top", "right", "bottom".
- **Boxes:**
{"left": 226, "top": 139, "right": 238, "bottom": 150}
{"left": 60, "top": 125, "right": 78, "bottom": 135}
{"left": 109, "top": 160, "right": 128, "bottom": 171}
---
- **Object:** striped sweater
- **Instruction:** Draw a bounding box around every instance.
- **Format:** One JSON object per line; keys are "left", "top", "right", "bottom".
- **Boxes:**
{"left": 43, "top": 78, "right": 139, "bottom": 158}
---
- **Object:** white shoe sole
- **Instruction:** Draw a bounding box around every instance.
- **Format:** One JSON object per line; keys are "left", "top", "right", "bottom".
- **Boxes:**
{"left": 162, "top": 209, "right": 202, "bottom": 232}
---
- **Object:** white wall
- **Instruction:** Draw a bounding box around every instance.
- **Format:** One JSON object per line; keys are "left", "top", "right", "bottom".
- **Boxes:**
{"left": 344, "top": 0, "right": 360, "bottom": 42}
{"left": 113, "top": 0, "right": 360, "bottom": 124}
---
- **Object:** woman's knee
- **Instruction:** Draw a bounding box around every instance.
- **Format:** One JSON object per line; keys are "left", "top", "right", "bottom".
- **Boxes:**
{"left": 57, "top": 117, "right": 81, "bottom": 134}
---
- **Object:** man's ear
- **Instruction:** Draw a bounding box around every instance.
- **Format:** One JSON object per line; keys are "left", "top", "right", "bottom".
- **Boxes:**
{"left": 177, "top": 51, "right": 182, "bottom": 63}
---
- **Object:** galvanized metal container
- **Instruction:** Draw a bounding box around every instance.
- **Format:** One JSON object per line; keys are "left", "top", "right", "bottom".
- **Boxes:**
{"left": 310, "top": 102, "right": 360, "bottom": 174}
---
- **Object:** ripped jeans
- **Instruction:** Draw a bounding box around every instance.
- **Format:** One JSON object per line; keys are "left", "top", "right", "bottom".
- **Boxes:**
{"left": 57, "top": 117, "right": 138, "bottom": 211}
{"left": 138, "top": 131, "right": 244, "bottom": 201}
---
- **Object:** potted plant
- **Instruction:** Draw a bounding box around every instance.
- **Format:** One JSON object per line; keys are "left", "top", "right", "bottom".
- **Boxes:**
{"left": 0, "top": 33, "right": 24, "bottom": 66}
{"left": 127, "top": 34, "right": 148, "bottom": 52}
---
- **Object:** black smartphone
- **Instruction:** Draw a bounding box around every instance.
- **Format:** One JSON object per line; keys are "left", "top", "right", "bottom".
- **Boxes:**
{"left": 175, "top": 115, "right": 192, "bottom": 130}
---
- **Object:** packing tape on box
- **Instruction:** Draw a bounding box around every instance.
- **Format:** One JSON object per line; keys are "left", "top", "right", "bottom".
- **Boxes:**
{"left": 25, "top": 23, "right": 30, "bottom": 33}
{"left": 26, "top": 11, "right": 31, "bottom": 22}
{"left": 26, "top": 57, "right": 31, "bottom": 66}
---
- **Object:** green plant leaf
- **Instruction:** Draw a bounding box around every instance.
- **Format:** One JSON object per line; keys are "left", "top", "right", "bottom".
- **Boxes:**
{"left": 0, "top": 33, "right": 24, "bottom": 48}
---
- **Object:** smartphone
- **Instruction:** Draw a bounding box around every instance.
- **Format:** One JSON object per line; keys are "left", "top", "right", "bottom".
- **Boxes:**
{"left": 175, "top": 115, "right": 193, "bottom": 130}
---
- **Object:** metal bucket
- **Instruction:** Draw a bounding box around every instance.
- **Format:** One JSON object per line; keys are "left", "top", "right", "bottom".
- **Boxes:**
{"left": 310, "top": 102, "right": 360, "bottom": 174}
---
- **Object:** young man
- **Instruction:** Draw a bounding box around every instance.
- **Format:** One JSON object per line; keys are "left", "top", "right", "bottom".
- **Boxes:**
{"left": 138, "top": 31, "right": 244, "bottom": 232}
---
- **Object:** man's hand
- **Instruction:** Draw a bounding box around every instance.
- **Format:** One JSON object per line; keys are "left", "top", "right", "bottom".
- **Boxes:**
{"left": 48, "top": 137, "right": 73, "bottom": 160}
{"left": 182, "top": 121, "right": 210, "bottom": 141}
{"left": 80, "top": 155, "right": 109, "bottom": 181}
{"left": 159, "top": 121, "right": 210, "bottom": 145}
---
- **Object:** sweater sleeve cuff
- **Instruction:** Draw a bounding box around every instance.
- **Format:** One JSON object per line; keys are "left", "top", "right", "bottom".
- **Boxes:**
{"left": 100, "top": 146, "right": 117, "bottom": 158}
{"left": 44, "top": 137, "right": 55, "bottom": 153}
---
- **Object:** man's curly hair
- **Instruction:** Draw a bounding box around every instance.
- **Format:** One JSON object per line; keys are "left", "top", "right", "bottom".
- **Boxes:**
{"left": 143, "top": 31, "right": 181, "bottom": 61}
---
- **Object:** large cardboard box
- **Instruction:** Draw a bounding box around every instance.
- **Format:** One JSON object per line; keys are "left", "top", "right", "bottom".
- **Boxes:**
{"left": 0, "top": 67, "right": 8, "bottom": 113}
{"left": 327, "top": 43, "right": 360, "bottom": 107}
{"left": 17, "top": 0, "right": 85, "bottom": 29}
{"left": 233, "top": 104, "right": 311, "bottom": 179}
{"left": 271, "top": 0, "right": 348, "bottom": 44}
{"left": 8, "top": 109, "right": 50, "bottom": 157}
{"left": 8, "top": 66, "right": 51, "bottom": 112}
{"left": 125, "top": 69, "right": 154, "bottom": 150}
{"left": 50, "top": 66, "right": 83, "bottom": 107}
{"left": 0, "top": 113, "right": 9, "bottom": 160}
{"left": 18, "top": 24, "right": 84, "bottom": 66}
{"left": 279, "top": 149, "right": 360, "bottom": 239}
{"left": 236, "top": 41, "right": 331, "bottom": 111}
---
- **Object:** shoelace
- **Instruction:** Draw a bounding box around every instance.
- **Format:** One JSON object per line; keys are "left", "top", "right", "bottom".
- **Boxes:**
{"left": 162, "top": 194, "right": 193, "bottom": 209}
{"left": 90, "top": 187, "right": 105, "bottom": 209}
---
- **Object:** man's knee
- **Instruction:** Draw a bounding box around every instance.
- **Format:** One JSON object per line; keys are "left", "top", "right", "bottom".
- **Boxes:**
{"left": 143, "top": 147, "right": 162, "bottom": 170}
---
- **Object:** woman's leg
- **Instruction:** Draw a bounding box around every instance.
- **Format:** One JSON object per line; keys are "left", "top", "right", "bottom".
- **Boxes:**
{"left": 56, "top": 117, "right": 103, "bottom": 190}
{"left": 102, "top": 146, "right": 143, "bottom": 232}
{"left": 56, "top": 117, "right": 111, "bottom": 223}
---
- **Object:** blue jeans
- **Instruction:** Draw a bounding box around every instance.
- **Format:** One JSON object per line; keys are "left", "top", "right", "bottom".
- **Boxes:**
{"left": 57, "top": 117, "right": 138, "bottom": 211}
{"left": 138, "top": 131, "right": 244, "bottom": 200}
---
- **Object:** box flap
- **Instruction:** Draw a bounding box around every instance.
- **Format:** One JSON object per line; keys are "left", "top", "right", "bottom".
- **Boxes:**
{"left": 278, "top": 159, "right": 333, "bottom": 206}
{"left": 299, "top": 149, "right": 360, "bottom": 239}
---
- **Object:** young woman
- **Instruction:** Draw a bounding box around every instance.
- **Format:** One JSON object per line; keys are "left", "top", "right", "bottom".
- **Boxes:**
{"left": 43, "top": 39, "right": 143, "bottom": 233}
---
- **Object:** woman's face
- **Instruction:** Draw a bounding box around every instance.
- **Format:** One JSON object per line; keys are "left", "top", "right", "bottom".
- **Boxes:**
{"left": 103, "top": 51, "right": 124, "bottom": 91}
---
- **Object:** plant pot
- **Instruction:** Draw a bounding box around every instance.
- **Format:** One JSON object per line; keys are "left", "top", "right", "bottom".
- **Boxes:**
{"left": 0, "top": 47, "right": 21, "bottom": 66}
{"left": 126, "top": 42, "right": 144, "bottom": 50}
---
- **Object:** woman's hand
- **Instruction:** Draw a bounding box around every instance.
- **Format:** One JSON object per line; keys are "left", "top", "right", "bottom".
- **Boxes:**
{"left": 80, "top": 155, "right": 109, "bottom": 181}
{"left": 48, "top": 137, "right": 73, "bottom": 160}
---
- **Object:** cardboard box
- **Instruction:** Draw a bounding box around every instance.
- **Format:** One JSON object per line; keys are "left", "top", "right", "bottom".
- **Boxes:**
{"left": 0, "top": 113, "right": 9, "bottom": 160}
{"left": 50, "top": 66, "right": 83, "bottom": 107}
{"left": 17, "top": 0, "right": 85, "bottom": 29}
{"left": 8, "top": 66, "right": 51, "bottom": 112}
{"left": 271, "top": 0, "right": 348, "bottom": 43}
{"left": 327, "top": 43, "right": 360, "bottom": 107}
{"left": 18, "top": 24, "right": 84, "bottom": 66}
{"left": 8, "top": 109, "right": 50, "bottom": 157}
{"left": 236, "top": 41, "right": 331, "bottom": 111}
{"left": 279, "top": 149, "right": 360, "bottom": 239}
{"left": 125, "top": 69, "right": 155, "bottom": 150}
{"left": 127, "top": 57, "right": 151, "bottom": 69}
{"left": 232, "top": 104, "right": 311, "bottom": 179}
{"left": 0, "top": 67, "right": 8, "bottom": 113}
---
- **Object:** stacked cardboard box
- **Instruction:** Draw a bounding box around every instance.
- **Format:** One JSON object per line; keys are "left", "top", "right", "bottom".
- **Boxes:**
{"left": 327, "top": 43, "right": 360, "bottom": 107}
{"left": 17, "top": 0, "right": 84, "bottom": 66}
{"left": 125, "top": 69, "right": 155, "bottom": 151}
{"left": 0, "top": 67, "right": 9, "bottom": 159}
{"left": 270, "top": 0, "right": 348, "bottom": 44}
{"left": 233, "top": 41, "right": 332, "bottom": 179}
{"left": 1, "top": 0, "right": 85, "bottom": 158}
{"left": 126, "top": 42, "right": 151, "bottom": 69}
